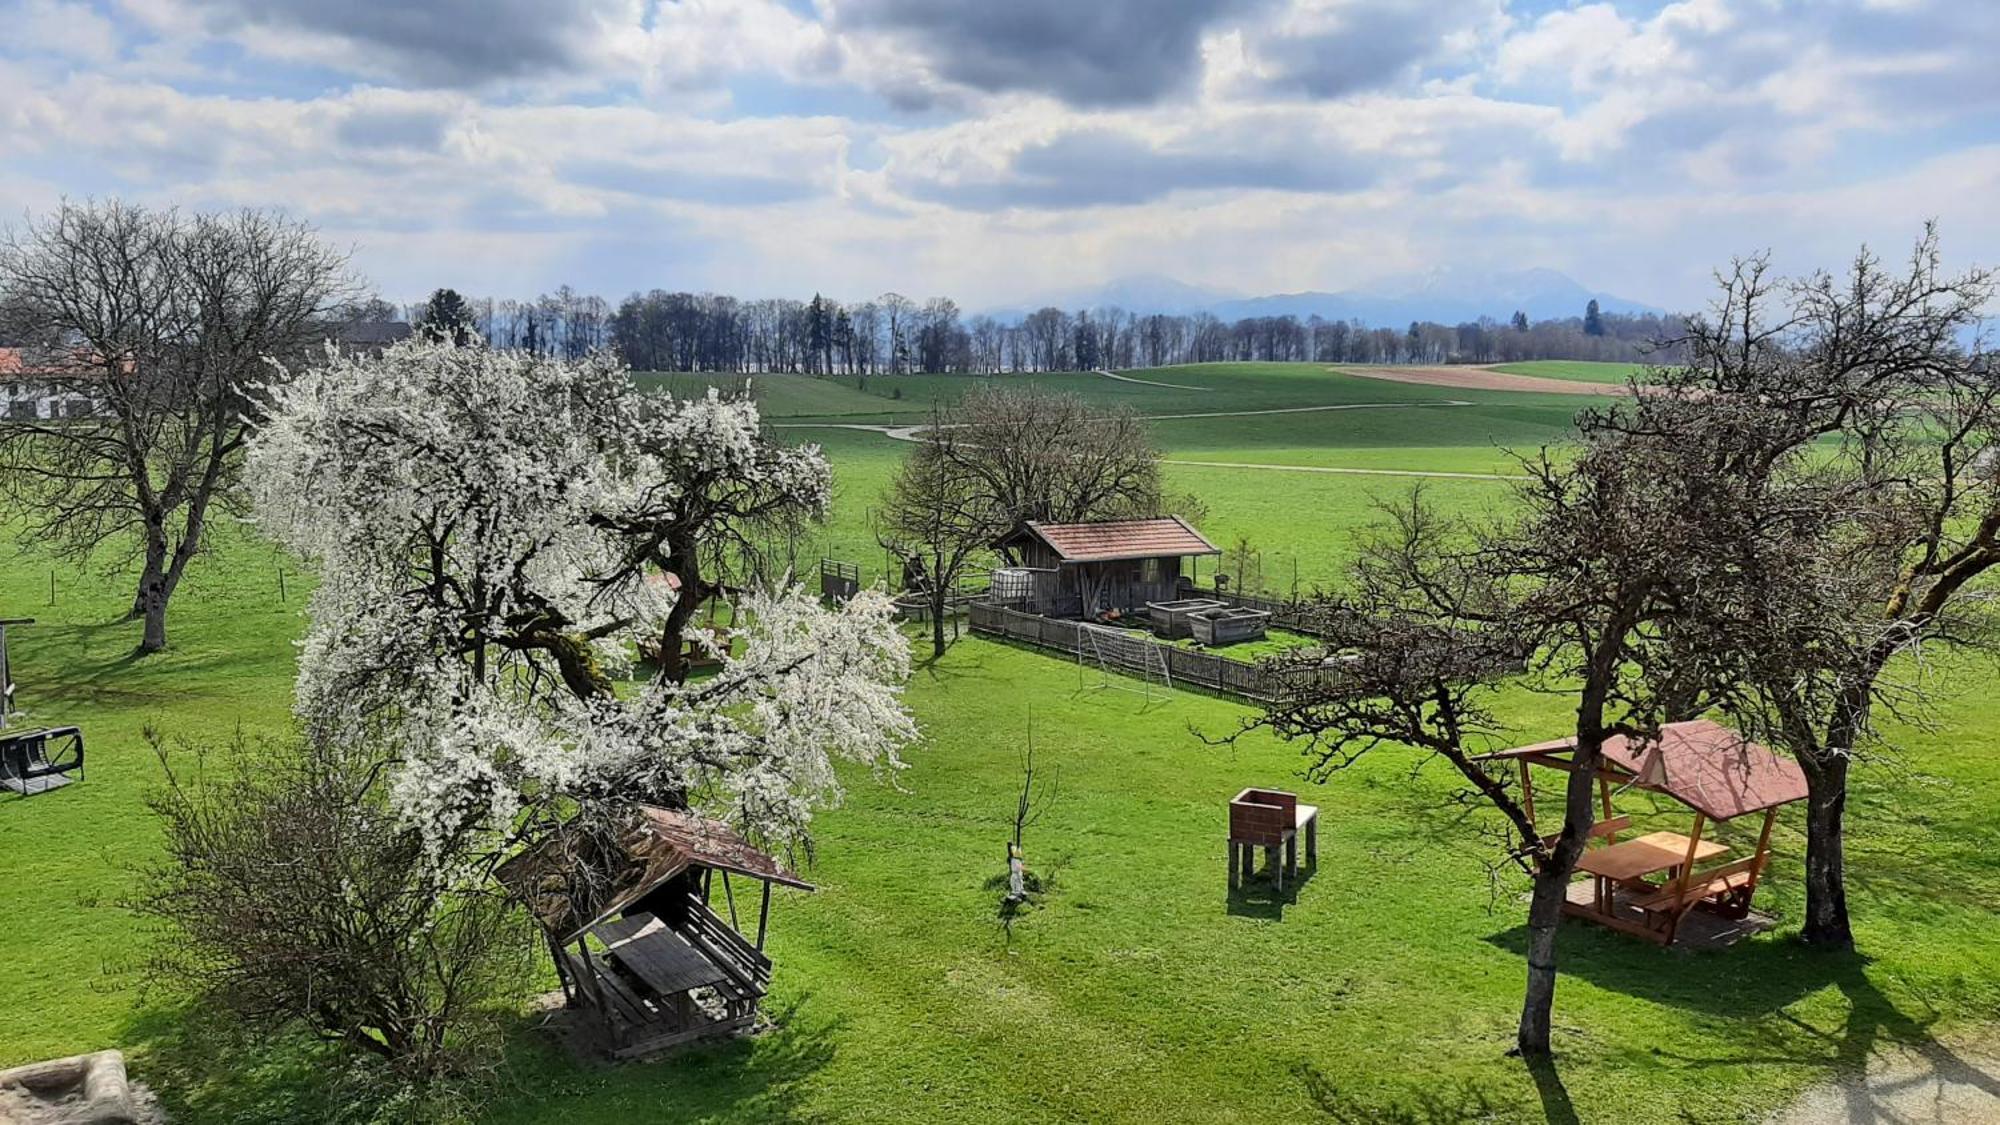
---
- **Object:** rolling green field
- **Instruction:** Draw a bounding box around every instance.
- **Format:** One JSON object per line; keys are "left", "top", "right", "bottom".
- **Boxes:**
{"left": 1490, "top": 361, "right": 1646, "bottom": 384}
{"left": 3, "top": 360, "right": 1996, "bottom": 1124}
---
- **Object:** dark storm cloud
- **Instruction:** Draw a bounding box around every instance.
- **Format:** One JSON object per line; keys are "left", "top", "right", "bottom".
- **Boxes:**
{"left": 835, "top": 0, "right": 1269, "bottom": 107}
{"left": 896, "top": 127, "right": 1375, "bottom": 210}
{"left": 195, "top": 0, "right": 617, "bottom": 87}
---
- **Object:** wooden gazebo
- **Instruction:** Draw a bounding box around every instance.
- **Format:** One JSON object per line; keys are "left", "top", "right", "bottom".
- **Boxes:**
{"left": 1483, "top": 720, "right": 1809, "bottom": 945}
{"left": 497, "top": 806, "right": 814, "bottom": 1058}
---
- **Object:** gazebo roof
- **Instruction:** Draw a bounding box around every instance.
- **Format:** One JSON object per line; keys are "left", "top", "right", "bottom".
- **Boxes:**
{"left": 495, "top": 805, "right": 812, "bottom": 944}
{"left": 1484, "top": 719, "right": 1808, "bottom": 821}
{"left": 997, "top": 516, "right": 1219, "bottom": 564}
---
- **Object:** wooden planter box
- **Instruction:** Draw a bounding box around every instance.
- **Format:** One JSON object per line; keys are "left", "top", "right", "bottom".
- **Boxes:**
{"left": 1147, "top": 598, "right": 1227, "bottom": 638}
{"left": 1189, "top": 607, "right": 1270, "bottom": 646}
{"left": 1229, "top": 787, "right": 1297, "bottom": 846}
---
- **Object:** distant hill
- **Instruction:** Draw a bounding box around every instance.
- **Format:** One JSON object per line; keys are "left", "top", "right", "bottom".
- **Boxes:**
{"left": 987, "top": 267, "right": 1661, "bottom": 327}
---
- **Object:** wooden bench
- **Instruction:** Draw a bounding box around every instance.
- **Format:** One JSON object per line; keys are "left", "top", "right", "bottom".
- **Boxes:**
{"left": 1629, "top": 856, "right": 1767, "bottom": 941}
{"left": 1540, "top": 814, "right": 1630, "bottom": 854}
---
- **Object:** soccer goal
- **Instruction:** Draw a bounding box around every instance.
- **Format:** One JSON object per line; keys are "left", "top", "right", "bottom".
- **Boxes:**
{"left": 1076, "top": 622, "right": 1171, "bottom": 703}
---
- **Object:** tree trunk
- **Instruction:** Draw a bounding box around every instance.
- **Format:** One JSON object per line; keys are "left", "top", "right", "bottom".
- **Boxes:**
{"left": 131, "top": 531, "right": 166, "bottom": 624}
{"left": 1517, "top": 863, "right": 1570, "bottom": 1056}
{"left": 135, "top": 518, "right": 171, "bottom": 652}
{"left": 1800, "top": 753, "right": 1854, "bottom": 950}
{"left": 931, "top": 591, "right": 947, "bottom": 659}
{"left": 1517, "top": 739, "right": 1602, "bottom": 1056}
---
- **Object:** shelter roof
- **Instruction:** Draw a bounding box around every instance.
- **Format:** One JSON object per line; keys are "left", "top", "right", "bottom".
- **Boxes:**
{"left": 495, "top": 805, "right": 812, "bottom": 943}
{"left": 1484, "top": 719, "right": 1808, "bottom": 821}
{"left": 997, "top": 516, "right": 1219, "bottom": 563}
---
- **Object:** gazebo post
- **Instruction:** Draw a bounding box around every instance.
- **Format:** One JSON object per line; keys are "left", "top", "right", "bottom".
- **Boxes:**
{"left": 1753, "top": 807, "right": 1778, "bottom": 868}
{"left": 756, "top": 880, "right": 772, "bottom": 950}
{"left": 1674, "top": 813, "right": 1707, "bottom": 893}
{"left": 1519, "top": 761, "right": 1536, "bottom": 828}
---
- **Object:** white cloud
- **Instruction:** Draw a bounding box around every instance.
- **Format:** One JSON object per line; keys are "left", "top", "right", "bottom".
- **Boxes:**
{"left": 0, "top": 0, "right": 1993, "bottom": 311}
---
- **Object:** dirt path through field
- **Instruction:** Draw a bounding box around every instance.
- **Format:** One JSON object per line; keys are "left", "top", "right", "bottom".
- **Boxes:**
{"left": 1338, "top": 365, "right": 1632, "bottom": 396}
{"left": 771, "top": 399, "right": 1479, "bottom": 441}
{"left": 1163, "top": 458, "right": 1523, "bottom": 481}
{"left": 1092, "top": 367, "right": 1211, "bottom": 390}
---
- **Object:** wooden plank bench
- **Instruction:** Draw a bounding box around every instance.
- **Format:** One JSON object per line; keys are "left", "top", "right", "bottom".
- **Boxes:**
{"left": 1628, "top": 856, "right": 1767, "bottom": 942}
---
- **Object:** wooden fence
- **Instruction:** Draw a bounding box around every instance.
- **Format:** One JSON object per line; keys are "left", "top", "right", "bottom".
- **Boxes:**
{"left": 969, "top": 602, "right": 1320, "bottom": 703}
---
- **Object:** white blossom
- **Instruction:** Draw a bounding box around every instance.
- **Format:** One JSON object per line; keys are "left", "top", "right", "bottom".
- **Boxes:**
{"left": 246, "top": 337, "right": 913, "bottom": 870}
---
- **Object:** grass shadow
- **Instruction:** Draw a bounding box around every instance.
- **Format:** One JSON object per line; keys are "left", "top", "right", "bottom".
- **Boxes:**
{"left": 492, "top": 992, "right": 841, "bottom": 1124}
{"left": 1293, "top": 1059, "right": 1519, "bottom": 1122}
{"left": 1484, "top": 919, "right": 1828, "bottom": 1020}
{"left": 119, "top": 990, "right": 842, "bottom": 1125}
{"left": 1227, "top": 858, "right": 1317, "bottom": 919}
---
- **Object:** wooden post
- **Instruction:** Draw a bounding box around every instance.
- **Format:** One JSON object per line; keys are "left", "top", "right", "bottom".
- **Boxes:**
{"left": 1675, "top": 814, "right": 1707, "bottom": 893}
{"left": 1597, "top": 776, "right": 1618, "bottom": 843}
{"left": 756, "top": 880, "right": 773, "bottom": 950}
{"left": 721, "top": 869, "right": 740, "bottom": 930}
{"left": 1751, "top": 807, "right": 1778, "bottom": 878}
{"left": 1519, "top": 761, "right": 1536, "bottom": 829}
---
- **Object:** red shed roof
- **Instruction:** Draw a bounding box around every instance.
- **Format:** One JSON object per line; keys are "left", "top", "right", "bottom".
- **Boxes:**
{"left": 1000, "top": 517, "right": 1219, "bottom": 563}
{"left": 1484, "top": 719, "right": 1809, "bottom": 821}
{"left": 495, "top": 805, "right": 812, "bottom": 943}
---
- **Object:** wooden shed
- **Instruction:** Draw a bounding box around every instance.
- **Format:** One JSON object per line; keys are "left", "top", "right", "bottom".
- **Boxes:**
{"left": 496, "top": 806, "right": 814, "bottom": 1058}
{"left": 992, "top": 517, "right": 1220, "bottom": 620}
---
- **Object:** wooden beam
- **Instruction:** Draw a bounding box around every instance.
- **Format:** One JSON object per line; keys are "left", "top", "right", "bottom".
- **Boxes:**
{"left": 721, "top": 869, "right": 740, "bottom": 930}
{"left": 756, "top": 880, "right": 772, "bottom": 951}
{"left": 1519, "top": 760, "right": 1536, "bottom": 827}
{"left": 1674, "top": 813, "right": 1707, "bottom": 895}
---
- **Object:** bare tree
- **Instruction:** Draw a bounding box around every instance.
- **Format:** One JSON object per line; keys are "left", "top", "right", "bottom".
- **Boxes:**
{"left": 876, "top": 402, "right": 998, "bottom": 659}
{"left": 0, "top": 201, "right": 357, "bottom": 651}
{"left": 943, "top": 384, "right": 1164, "bottom": 530}
{"left": 135, "top": 729, "right": 535, "bottom": 1081}
{"left": 1636, "top": 229, "right": 1996, "bottom": 950}
{"left": 1242, "top": 402, "right": 1775, "bottom": 1054}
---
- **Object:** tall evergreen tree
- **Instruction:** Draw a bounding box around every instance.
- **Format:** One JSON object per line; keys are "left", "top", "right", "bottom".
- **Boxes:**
{"left": 416, "top": 287, "right": 475, "bottom": 346}
{"left": 1583, "top": 298, "right": 1605, "bottom": 337}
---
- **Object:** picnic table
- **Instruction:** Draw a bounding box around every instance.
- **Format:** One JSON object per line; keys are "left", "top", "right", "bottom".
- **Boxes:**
{"left": 593, "top": 913, "right": 732, "bottom": 997}
{"left": 1574, "top": 831, "right": 1727, "bottom": 913}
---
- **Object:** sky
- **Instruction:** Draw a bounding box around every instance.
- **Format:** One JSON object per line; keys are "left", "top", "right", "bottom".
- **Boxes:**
{"left": 2, "top": 0, "right": 1997, "bottom": 312}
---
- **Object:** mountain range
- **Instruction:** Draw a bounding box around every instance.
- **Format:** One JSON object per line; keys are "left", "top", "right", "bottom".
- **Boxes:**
{"left": 988, "top": 267, "right": 1662, "bottom": 327}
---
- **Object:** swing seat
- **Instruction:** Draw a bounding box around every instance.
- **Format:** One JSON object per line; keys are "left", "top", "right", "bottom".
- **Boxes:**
{"left": 0, "top": 726, "right": 85, "bottom": 796}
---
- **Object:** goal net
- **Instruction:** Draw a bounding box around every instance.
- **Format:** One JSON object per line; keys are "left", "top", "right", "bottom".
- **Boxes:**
{"left": 1076, "top": 622, "right": 1171, "bottom": 702}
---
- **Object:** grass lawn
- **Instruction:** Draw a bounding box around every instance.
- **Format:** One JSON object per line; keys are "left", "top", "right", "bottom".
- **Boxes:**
{"left": 1489, "top": 361, "right": 1647, "bottom": 384}
{"left": 2, "top": 359, "right": 1996, "bottom": 1123}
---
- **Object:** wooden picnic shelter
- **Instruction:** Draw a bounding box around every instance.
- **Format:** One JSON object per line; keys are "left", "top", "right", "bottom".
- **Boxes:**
{"left": 1482, "top": 719, "right": 1808, "bottom": 945}
{"left": 991, "top": 517, "right": 1219, "bottom": 620}
{"left": 496, "top": 805, "right": 814, "bottom": 1058}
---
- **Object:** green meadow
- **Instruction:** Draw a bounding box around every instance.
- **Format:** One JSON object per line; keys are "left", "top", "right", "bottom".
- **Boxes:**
{"left": 1490, "top": 360, "right": 1648, "bottom": 384}
{"left": 2, "top": 361, "right": 1995, "bottom": 1123}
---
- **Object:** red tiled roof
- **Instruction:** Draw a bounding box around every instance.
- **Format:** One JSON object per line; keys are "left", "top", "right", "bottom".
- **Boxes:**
{"left": 0, "top": 348, "right": 23, "bottom": 377}
{"left": 1487, "top": 719, "right": 1809, "bottom": 821}
{"left": 1007, "top": 517, "right": 1219, "bottom": 563}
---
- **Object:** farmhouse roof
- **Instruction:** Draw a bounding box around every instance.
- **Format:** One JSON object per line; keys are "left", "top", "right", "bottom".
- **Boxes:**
{"left": 495, "top": 805, "right": 813, "bottom": 943}
{"left": 999, "top": 516, "right": 1220, "bottom": 564}
{"left": 1484, "top": 719, "right": 1808, "bottom": 821}
{"left": 334, "top": 320, "right": 413, "bottom": 348}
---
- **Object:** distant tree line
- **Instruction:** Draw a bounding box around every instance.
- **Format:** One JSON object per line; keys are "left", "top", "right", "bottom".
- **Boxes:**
{"left": 382, "top": 286, "right": 1683, "bottom": 374}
